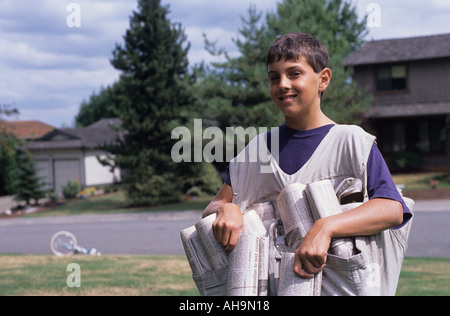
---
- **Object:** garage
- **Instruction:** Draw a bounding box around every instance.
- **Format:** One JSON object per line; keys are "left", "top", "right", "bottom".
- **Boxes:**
{"left": 19, "top": 118, "right": 122, "bottom": 197}
{"left": 53, "top": 159, "right": 81, "bottom": 196}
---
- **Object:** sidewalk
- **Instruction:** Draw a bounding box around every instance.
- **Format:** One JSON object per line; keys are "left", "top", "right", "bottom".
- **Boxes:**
{"left": 414, "top": 199, "right": 450, "bottom": 212}
{"left": 1, "top": 195, "right": 449, "bottom": 216}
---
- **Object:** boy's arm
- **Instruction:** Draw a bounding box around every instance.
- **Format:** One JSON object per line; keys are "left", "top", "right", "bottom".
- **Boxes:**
{"left": 294, "top": 198, "right": 403, "bottom": 278}
{"left": 202, "top": 183, "right": 244, "bottom": 253}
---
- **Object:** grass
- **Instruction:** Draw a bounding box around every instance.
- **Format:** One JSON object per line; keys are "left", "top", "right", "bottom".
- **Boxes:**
{"left": 392, "top": 172, "right": 450, "bottom": 191}
{"left": 0, "top": 254, "right": 199, "bottom": 296}
{"left": 0, "top": 254, "right": 448, "bottom": 296}
{"left": 26, "top": 191, "right": 211, "bottom": 218}
{"left": 396, "top": 257, "right": 450, "bottom": 296}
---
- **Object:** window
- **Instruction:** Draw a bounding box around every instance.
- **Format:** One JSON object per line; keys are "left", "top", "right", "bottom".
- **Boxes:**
{"left": 376, "top": 64, "right": 407, "bottom": 92}
{"left": 377, "top": 119, "right": 446, "bottom": 155}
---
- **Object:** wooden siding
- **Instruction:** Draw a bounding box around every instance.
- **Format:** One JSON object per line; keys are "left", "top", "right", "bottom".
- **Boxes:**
{"left": 353, "top": 57, "right": 450, "bottom": 107}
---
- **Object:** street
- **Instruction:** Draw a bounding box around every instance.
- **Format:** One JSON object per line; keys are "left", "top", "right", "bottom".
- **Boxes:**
{"left": 0, "top": 200, "right": 449, "bottom": 258}
{"left": 0, "top": 211, "right": 202, "bottom": 256}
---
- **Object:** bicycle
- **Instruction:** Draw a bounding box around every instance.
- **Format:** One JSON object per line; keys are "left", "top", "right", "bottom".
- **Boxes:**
{"left": 50, "top": 231, "right": 101, "bottom": 257}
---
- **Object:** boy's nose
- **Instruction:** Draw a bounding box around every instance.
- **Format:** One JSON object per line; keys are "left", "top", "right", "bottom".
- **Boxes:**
{"left": 279, "top": 76, "right": 291, "bottom": 90}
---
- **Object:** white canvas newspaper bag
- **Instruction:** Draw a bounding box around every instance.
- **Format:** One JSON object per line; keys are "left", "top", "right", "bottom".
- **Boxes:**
{"left": 229, "top": 125, "right": 414, "bottom": 296}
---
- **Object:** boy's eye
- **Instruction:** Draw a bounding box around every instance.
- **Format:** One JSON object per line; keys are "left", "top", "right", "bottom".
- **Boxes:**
{"left": 269, "top": 75, "right": 280, "bottom": 82}
{"left": 289, "top": 72, "right": 301, "bottom": 77}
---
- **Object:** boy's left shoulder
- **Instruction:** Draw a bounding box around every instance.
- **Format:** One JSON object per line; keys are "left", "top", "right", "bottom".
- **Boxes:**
{"left": 331, "top": 125, "right": 377, "bottom": 159}
{"left": 333, "top": 124, "right": 368, "bottom": 133}
{"left": 332, "top": 124, "right": 375, "bottom": 140}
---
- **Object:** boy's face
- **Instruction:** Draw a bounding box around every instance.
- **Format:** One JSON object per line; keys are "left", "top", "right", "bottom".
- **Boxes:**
{"left": 267, "top": 57, "right": 330, "bottom": 124}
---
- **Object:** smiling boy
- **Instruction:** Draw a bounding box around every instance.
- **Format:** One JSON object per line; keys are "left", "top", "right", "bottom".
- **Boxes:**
{"left": 202, "top": 33, "right": 413, "bottom": 296}
{"left": 267, "top": 45, "right": 333, "bottom": 131}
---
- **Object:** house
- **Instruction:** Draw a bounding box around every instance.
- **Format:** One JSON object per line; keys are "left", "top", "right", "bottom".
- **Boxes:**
{"left": 7, "top": 118, "right": 123, "bottom": 196}
{"left": 2, "top": 120, "right": 54, "bottom": 140}
{"left": 344, "top": 33, "right": 450, "bottom": 170}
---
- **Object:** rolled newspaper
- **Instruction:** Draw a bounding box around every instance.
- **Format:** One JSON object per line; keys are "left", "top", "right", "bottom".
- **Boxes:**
{"left": 306, "top": 180, "right": 354, "bottom": 259}
{"left": 182, "top": 210, "right": 268, "bottom": 296}
{"left": 195, "top": 213, "right": 229, "bottom": 270}
{"left": 277, "top": 183, "right": 314, "bottom": 249}
{"left": 226, "top": 233, "right": 260, "bottom": 296}
{"left": 278, "top": 252, "right": 322, "bottom": 296}
{"left": 180, "top": 226, "right": 213, "bottom": 276}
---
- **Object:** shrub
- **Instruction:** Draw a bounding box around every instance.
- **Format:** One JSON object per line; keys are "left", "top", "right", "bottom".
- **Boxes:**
{"left": 186, "top": 186, "right": 203, "bottom": 197}
{"left": 125, "top": 170, "right": 183, "bottom": 207}
{"left": 62, "top": 180, "right": 81, "bottom": 200}
{"left": 182, "top": 162, "right": 222, "bottom": 197}
{"left": 47, "top": 191, "right": 59, "bottom": 203}
{"left": 387, "top": 151, "right": 424, "bottom": 172}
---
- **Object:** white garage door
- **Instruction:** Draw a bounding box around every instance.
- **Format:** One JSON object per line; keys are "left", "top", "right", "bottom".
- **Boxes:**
{"left": 54, "top": 159, "right": 81, "bottom": 195}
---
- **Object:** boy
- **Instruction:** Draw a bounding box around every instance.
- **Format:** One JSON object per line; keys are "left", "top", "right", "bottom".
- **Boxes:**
{"left": 202, "top": 33, "right": 413, "bottom": 295}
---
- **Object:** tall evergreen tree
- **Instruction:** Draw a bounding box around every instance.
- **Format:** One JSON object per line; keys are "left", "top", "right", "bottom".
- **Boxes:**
{"left": 0, "top": 131, "right": 18, "bottom": 196}
{"left": 11, "top": 145, "right": 45, "bottom": 206}
{"left": 109, "top": 0, "right": 195, "bottom": 206}
{"left": 0, "top": 104, "right": 20, "bottom": 195}
{"left": 199, "top": 0, "right": 370, "bottom": 131}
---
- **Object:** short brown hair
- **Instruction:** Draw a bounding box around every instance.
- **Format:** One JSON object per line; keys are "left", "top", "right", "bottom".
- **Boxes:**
{"left": 266, "top": 33, "right": 329, "bottom": 73}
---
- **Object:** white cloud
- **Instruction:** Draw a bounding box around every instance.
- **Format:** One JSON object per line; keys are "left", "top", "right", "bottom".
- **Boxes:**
{"left": 355, "top": 0, "right": 450, "bottom": 40}
{"left": 0, "top": 0, "right": 130, "bottom": 127}
{"left": 165, "top": 0, "right": 277, "bottom": 27}
{"left": 0, "top": 38, "right": 101, "bottom": 70}
{"left": 0, "top": 51, "right": 119, "bottom": 125}
{"left": 18, "top": 104, "right": 81, "bottom": 128}
{"left": 431, "top": 0, "right": 450, "bottom": 10}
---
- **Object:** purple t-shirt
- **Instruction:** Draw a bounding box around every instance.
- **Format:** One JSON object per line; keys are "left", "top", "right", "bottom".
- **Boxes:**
{"left": 224, "top": 124, "right": 412, "bottom": 226}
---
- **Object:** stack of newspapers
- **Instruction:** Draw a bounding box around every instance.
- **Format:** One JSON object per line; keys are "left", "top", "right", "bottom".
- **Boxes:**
{"left": 180, "top": 179, "right": 356, "bottom": 296}
{"left": 180, "top": 209, "right": 270, "bottom": 296}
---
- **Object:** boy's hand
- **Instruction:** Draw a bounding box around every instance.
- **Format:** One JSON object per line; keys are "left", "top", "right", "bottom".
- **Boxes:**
{"left": 293, "top": 218, "right": 331, "bottom": 278}
{"left": 212, "top": 203, "right": 243, "bottom": 253}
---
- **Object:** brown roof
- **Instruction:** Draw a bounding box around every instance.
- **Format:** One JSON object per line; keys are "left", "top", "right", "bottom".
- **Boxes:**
{"left": 2, "top": 120, "right": 55, "bottom": 140}
{"left": 26, "top": 118, "right": 123, "bottom": 151}
{"left": 344, "top": 33, "right": 450, "bottom": 66}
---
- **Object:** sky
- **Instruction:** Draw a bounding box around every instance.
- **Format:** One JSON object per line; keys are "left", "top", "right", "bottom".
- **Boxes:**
{"left": 1, "top": 0, "right": 450, "bottom": 128}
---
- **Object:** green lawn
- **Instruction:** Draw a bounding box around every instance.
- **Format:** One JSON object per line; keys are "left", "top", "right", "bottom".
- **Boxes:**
{"left": 392, "top": 172, "right": 450, "bottom": 191}
{"left": 0, "top": 254, "right": 448, "bottom": 296}
{"left": 396, "top": 257, "right": 450, "bottom": 296}
{"left": 0, "top": 254, "right": 199, "bottom": 296}
{"left": 27, "top": 191, "right": 211, "bottom": 218}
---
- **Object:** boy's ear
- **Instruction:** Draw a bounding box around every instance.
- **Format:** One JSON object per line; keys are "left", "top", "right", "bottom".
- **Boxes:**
{"left": 319, "top": 68, "right": 332, "bottom": 92}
